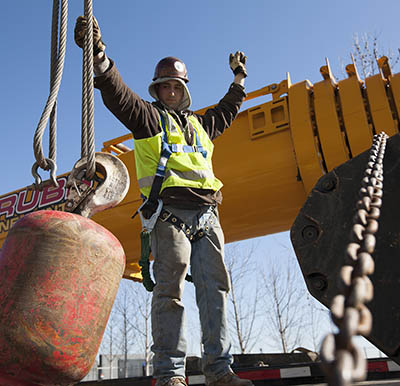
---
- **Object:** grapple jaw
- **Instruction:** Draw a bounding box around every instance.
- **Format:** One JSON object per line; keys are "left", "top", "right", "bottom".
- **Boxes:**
{"left": 291, "top": 133, "right": 400, "bottom": 363}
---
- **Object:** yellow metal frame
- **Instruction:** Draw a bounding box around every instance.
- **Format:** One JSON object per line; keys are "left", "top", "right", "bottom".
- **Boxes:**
{"left": 338, "top": 65, "right": 373, "bottom": 156}
{"left": 1, "top": 56, "right": 400, "bottom": 281}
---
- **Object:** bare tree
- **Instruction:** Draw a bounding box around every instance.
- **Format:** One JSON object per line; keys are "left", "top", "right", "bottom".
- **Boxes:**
{"left": 100, "top": 312, "right": 119, "bottom": 379}
{"left": 225, "top": 242, "right": 262, "bottom": 354}
{"left": 339, "top": 32, "right": 400, "bottom": 79}
{"left": 128, "top": 283, "right": 154, "bottom": 376}
{"left": 113, "top": 280, "right": 136, "bottom": 378}
{"left": 261, "top": 252, "right": 307, "bottom": 353}
{"left": 353, "top": 32, "right": 400, "bottom": 77}
{"left": 305, "top": 294, "right": 331, "bottom": 353}
{"left": 98, "top": 279, "right": 154, "bottom": 378}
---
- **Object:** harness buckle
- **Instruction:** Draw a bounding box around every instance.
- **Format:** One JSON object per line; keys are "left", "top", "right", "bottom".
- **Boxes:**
{"left": 160, "top": 209, "right": 172, "bottom": 222}
{"left": 138, "top": 199, "right": 163, "bottom": 233}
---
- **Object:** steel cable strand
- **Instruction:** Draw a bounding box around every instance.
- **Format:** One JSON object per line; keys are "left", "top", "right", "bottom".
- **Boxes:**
{"left": 81, "top": 41, "right": 88, "bottom": 160}
{"left": 320, "top": 132, "right": 388, "bottom": 386}
{"left": 33, "top": 0, "right": 68, "bottom": 172}
{"left": 82, "top": 0, "right": 96, "bottom": 180}
{"left": 49, "top": 0, "right": 60, "bottom": 163}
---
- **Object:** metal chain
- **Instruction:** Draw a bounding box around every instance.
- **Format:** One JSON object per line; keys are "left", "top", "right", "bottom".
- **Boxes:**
{"left": 320, "top": 131, "right": 388, "bottom": 386}
{"left": 81, "top": 0, "right": 96, "bottom": 180}
{"left": 32, "top": 0, "right": 68, "bottom": 186}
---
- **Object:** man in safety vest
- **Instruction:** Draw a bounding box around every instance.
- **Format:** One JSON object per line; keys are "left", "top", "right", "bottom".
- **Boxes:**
{"left": 75, "top": 17, "right": 252, "bottom": 386}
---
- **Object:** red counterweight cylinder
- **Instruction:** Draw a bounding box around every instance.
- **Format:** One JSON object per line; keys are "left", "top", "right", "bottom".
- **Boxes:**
{"left": 0, "top": 210, "right": 126, "bottom": 385}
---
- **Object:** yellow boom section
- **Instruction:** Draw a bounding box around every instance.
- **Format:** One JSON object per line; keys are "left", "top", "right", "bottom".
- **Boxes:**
{"left": 1, "top": 56, "right": 399, "bottom": 280}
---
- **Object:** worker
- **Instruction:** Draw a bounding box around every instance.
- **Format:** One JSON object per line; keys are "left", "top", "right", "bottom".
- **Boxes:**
{"left": 75, "top": 16, "right": 252, "bottom": 386}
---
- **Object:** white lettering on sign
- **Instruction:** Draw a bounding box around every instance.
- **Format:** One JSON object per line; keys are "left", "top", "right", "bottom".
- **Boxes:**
{"left": 0, "top": 177, "right": 68, "bottom": 235}
{"left": 0, "top": 194, "right": 17, "bottom": 218}
{"left": 38, "top": 178, "right": 67, "bottom": 208}
{"left": 16, "top": 189, "right": 41, "bottom": 214}
{"left": 0, "top": 177, "right": 96, "bottom": 236}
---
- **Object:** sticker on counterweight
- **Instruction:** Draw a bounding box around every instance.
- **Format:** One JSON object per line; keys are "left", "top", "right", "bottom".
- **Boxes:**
{"left": 0, "top": 177, "right": 68, "bottom": 235}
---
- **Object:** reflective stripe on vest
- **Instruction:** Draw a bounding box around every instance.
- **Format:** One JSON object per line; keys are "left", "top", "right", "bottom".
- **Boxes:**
{"left": 138, "top": 168, "right": 216, "bottom": 190}
{"left": 134, "top": 110, "right": 223, "bottom": 198}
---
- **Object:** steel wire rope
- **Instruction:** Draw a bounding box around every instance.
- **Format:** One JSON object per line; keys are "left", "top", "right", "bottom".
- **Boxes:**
{"left": 81, "top": 0, "right": 96, "bottom": 180}
{"left": 49, "top": 0, "right": 60, "bottom": 163}
{"left": 32, "top": 0, "right": 68, "bottom": 182}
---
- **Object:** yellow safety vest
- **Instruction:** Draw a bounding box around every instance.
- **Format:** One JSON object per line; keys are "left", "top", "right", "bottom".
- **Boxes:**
{"left": 134, "top": 110, "right": 223, "bottom": 198}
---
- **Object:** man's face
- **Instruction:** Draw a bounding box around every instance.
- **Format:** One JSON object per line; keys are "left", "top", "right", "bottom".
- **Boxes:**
{"left": 157, "top": 80, "right": 184, "bottom": 110}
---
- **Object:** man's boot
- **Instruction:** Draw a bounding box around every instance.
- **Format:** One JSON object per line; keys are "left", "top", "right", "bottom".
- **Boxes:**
{"left": 206, "top": 371, "right": 254, "bottom": 386}
{"left": 155, "top": 376, "right": 188, "bottom": 386}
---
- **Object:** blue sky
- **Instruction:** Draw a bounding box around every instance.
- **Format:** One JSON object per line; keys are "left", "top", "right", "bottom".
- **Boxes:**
{"left": 2, "top": 1, "right": 399, "bottom": 193}
{"left": 1, "top": 0, "right": 397, "bottom": 356}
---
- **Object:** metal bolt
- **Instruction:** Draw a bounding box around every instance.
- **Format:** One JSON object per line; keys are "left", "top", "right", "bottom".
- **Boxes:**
{"left": 319, "top": 176, "right": 336, "bottom": 192}
{"left": 308, "top": 273, "right": 327, "bottom": 291}
{"left": 301, "top": 225, "right": 319, "bottom": 242}
{"left": 323, "top": 179, "right": 335, "bottom": 191}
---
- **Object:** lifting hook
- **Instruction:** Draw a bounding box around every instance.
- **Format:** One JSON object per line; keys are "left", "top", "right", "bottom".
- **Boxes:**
{"left": 65, "top": 152, "right": 130, "bottom": 218}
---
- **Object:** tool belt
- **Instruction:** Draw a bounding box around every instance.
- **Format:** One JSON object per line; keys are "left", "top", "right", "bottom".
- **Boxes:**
{"left": 159, "top": 208, "right": 212, "bottom": 243}
{"left": 139, "top": 205, "right": 216, "bottom": 291}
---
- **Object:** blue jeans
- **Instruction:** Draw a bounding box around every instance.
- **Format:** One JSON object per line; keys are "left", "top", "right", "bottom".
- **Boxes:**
{"left": 150, "top": 205, "right": 233, "bottom": 382}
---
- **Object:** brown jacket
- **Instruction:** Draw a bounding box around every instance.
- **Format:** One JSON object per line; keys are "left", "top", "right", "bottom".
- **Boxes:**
{"left": 94, "top": 60, "right": 246, "bottom": 208}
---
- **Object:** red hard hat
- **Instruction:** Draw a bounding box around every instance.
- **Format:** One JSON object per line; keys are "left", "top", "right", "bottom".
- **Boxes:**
{"left": 153, "top": 57, "right": 189, "bottom": 83}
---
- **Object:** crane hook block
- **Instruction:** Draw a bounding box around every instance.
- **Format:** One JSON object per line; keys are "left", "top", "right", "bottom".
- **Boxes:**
{"left": 65, "top": 152, "right": 130, "bottom": 218}
{"left": 0, "top": 210, "right": 126, "bottom": 385}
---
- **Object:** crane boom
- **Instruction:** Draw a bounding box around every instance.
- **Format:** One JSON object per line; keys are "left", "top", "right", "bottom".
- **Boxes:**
{"left": 0, "top": 56, "right": 398, "bottom": 280}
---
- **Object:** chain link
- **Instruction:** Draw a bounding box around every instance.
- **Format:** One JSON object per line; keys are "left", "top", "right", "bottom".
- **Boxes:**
{"left": 320, "top": 131, "right": 388, "bottom": 386}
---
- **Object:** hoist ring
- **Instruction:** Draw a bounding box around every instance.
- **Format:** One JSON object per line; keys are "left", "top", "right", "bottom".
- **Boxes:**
{"left": 31, "top": 158, "right": 59, "bottom": 190}
{"left": 66, "top": 152, "right": 130, "bottom": 218}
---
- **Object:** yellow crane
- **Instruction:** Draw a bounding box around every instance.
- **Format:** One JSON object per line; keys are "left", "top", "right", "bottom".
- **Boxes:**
{"left": 0, "top": 55, "right": 398, "bottom": 282}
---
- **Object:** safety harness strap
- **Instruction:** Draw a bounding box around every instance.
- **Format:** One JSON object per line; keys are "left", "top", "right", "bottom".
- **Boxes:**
{"left": 145, "top": 115, "right": 172, "bottom": 208}
{"left": 140, "top": 112, "right": 207, "bottom": 214}
{"left": 159, "top": 209, "right": 209, "bottom": 243}
{"left": 138, "top": 110, "right": 208, "bottom": 291}
{"left": 138, "top": 208, "right": 201, "bottom": 292}
{"left": 139, "top": 206, "right": 215, "bottom": 291}
{"left": 139, "top": 231, "right": 155, "bottom": 292}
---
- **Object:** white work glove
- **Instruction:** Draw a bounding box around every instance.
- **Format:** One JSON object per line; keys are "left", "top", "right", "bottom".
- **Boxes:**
{"left": 74, "top": 16, "right": 106, "bottom": 55}
{"left": 229, "top": 51, "right": 247, "bottom": 78}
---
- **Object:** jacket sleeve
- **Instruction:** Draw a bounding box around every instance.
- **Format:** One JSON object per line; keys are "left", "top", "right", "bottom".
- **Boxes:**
{"left": 94, "top": 59, "right": 161, "bottom": 140}
{"left": 194, "top": 83, "right": 246, "bottom": 141}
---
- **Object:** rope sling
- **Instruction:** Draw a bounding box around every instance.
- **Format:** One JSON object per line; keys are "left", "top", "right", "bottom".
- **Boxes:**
{"left": 32, "top": 0, "right": 68, "bottom": 187}
{"left": 80, "top": 0, "right": 96, "bottom": 180}
{"left": 32, "top": 0, "right": 96, "bottom": 188}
